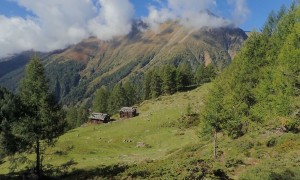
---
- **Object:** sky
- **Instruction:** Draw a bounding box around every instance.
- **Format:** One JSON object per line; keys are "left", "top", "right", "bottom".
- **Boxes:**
{"left": 0, "top": 0, "right": 294, "bottom": 58}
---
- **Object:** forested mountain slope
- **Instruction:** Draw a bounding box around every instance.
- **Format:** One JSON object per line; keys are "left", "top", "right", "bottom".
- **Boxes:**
{"left": 0, "top": 21, "right": 247, "bottom": 105}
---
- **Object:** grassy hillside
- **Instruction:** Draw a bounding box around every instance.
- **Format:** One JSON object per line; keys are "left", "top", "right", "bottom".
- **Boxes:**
{"left": 1, "top": 83, "right": 300, "bottom": 179}
{"left": 0, "top": 84, "right": 210, "bottom": 176}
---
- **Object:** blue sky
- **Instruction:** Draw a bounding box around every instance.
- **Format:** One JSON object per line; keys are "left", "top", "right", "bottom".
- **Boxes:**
{"left": 131, "top": 0, "right": 294, "bottom": 31}
{"left": 0, "top": 0, "right": 295, "bottom": 57}
{"left": 0, "top": 0, "right": 293, "bottom": 30}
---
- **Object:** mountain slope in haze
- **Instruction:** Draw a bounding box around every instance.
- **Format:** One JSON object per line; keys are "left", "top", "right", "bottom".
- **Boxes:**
{"left": 0, "top": 50, "right": 66, "bottom": 92}
{"left": 0, "top": 21, "right": 247, "bottom": 104}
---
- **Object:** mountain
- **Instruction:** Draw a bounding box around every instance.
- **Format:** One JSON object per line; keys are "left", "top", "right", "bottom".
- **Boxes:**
{"left": 0, "top": 21, "right": 247, "bottom": 105}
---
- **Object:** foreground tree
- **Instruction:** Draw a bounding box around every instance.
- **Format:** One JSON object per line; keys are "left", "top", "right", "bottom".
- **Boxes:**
{"left": 18, "top": 56, "right": 65, "bottom": 178}
{"left": 202, "top": 3, "right": 300, "bottom": 159}
{"left": 0, "top": 87, "right": 23, "bottom": 160}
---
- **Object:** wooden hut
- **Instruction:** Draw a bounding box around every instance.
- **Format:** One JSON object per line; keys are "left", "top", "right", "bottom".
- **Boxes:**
{"left": 89, "top": 113, "right": 110, "bottom": 124}
{"left": 119, "top": 107, "right": 137, "bottom": 118}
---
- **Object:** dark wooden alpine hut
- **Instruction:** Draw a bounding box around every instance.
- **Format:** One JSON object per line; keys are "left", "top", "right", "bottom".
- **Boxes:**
{"left": 119, "top": 107, "right": 137, "bottom": 118}
{"left": 89, "top": 113, "right": 110, "bottom": 124}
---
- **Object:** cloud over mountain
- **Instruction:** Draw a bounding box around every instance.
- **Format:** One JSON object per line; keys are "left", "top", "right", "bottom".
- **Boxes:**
{"left": 143, "top": 0, "right": 229, "bottom": 30}
{"left": 0, "top": 0, "right": 249, "bottom": 58}
{"left": 143, "top": 0, "right": 249, "bottom": 31}
{"left": 0, "top": 0, "right": 134, "bottom": 58}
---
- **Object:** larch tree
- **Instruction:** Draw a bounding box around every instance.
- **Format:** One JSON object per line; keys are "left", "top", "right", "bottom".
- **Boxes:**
{"left": 18, "top": 56, "right": 65, "bottom": 178}
{"left": 161, "top": 65, "right": 176, "bottom": 95}
{"left": 93, "top": 87, "right": 109, "bottom": 113}
{"left": 108, "top": 83, "right": 127, "bottom": 114}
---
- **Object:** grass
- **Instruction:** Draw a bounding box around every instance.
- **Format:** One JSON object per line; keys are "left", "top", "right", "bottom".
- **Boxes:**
{"left": 0, "top": 83, "right": 210, "bottom": 176}
{"left": 1, "top": 83, "right": 300, "bottom": 179}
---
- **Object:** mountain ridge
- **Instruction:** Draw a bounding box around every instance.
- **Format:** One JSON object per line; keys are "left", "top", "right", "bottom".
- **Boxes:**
{"left": 0, "top": 22, "right": 247, "bottom": 105}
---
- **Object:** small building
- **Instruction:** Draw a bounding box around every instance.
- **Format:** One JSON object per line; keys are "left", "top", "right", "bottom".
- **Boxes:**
{"left": 89, "top": 113, "right": 110, "bottom": 124}
{"left": 119, "top": 107, "right": 138, "bottom": 118}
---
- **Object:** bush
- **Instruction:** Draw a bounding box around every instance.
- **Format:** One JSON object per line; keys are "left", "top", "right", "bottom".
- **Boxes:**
{"left": 266, "top": 137, "right": 277, "bottom": 147}
{"left": 225, "top": 158, "right": 244, "bottom": 168}
{"left": 177, "top": 113, "right": 200, "bottom": 128}
{"left": 284, "top": 118, "right": 300, "bottom": 133}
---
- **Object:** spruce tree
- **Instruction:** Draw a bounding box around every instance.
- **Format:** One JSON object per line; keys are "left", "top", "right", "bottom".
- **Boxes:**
{"left": 161, "top": 65, "right": 176, "bottom": 95}
{"left": 143, "top": 70, "right": 153, "bottom": 100}
{"left": 123, "top": 82, "right": 136, "bottom": 106}
{"left": 108, "top": 83, "right": 127, "bottom": 114}
{"left": 18, "top": 56, "right": 65, "bottom": 178}
{"left": 195, "top": 64, "right": 217, "bottom": 85}
{"left": 76, "top": 107, "right": 89, "bottom": 127}
{"left": 176, "top": 64, "right": 193, "bottom": 91}
{"left": 66, "top": 106, "right": 78, "bottom": 129}
{"left": 150, "top": 71, "right": 162, "bottom": 99}
{"left": 93, "top": 87, "right": 109, "bottom": 113}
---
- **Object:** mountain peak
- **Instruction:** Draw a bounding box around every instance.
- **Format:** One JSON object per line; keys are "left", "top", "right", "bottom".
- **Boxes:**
{"left": 0, "top": 21, "right": 247, "bottom": 104}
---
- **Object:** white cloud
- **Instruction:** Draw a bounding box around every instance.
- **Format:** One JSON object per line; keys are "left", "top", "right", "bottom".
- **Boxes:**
{"left": 0, "top": 0, "right": 250, "bottom": 58}
{"left": 0, "top": 15, "right": 41, "bottom": 57}
{"left": 0, "top": 0, "right": 134, "bottom": 58}
{"left": 228, "top": 0, "right": 250, "bottom": 25}
{"left": 143, "top": 0, "right": 249, "bottom": 31}
{"left": 88, "top": 0, "right": 134, "bottom": 40}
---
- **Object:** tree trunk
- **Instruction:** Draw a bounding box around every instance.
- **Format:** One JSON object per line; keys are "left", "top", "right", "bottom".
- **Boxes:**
{"left": 36, "top": 139, "right": 41, "bottom": 179}
{"left": 213, "top": 129, "right": 217, "bottom": 159}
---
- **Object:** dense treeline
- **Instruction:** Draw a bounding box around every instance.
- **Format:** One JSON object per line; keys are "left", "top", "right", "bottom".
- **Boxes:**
{"left": 91, "top": 63, "right": 217, "bottom": 115}
{"left": 65, "top": 106, "right": 89, "bottom": 129}
{"left": 93, "top": 82, "right": 139, "bottom": 114}
{"left": 203, "top": 4, "right": 300, "bottom": 140}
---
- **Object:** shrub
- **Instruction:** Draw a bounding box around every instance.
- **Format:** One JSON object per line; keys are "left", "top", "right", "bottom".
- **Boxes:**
{"left": 284, "top": 118, "right": 300, "bottom": 133}
{"left": 225, "top": 158, "right": 244, "bottom": 168}
{"left": 266, "top": 137, "right": 277, "bottom": 147}
{"left": 177, "top": 113, "right": 200, "bottom": 128}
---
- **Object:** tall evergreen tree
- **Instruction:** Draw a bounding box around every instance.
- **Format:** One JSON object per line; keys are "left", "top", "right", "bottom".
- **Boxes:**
{"left": 93, "top": 87, "right": 109, "bottom": 113}
{"left": 150, "top": 71, "right": 163, "bottom": 99}
{"left": 108, "top": 83, "right": 127, "bottom": 114}
{"left": 195, "top": 64, "right": 217, "bottom": 85}
{"left": 66, "top": 106, "right": 78, "bottom": 129}
{"left": 65, "top": 106, "right": 89, "bottom": 129}
{"left": 76, "top": 107, "right": 89, "bottom": 127}
{"left": 176, "top": 64, "right": 193, "bottom": 91}
{"left": 143, "top": 70, "right": 153, "bottom": 100}
{"left": 17, "top": 56, "right": 65, "bottom": 178}
{"left": 123, "top": 82, "right": 136, "bottom": 106}
{"left": 161, "top": 65, "right": 176, "bottom": 95}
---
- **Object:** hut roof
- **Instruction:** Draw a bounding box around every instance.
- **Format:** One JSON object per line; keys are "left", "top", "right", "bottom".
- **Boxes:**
{"left": 120, "top": 107, "right": 137, "bottom": 112}
{"left": 89, "top": 113, "right": 109, "bottom": 120}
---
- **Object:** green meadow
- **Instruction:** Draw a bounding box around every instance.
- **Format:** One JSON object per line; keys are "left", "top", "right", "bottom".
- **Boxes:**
{"left": 0, "top": 84, "right": 210, "bottom": 177}
{"left": 1, "top": 83, "right": 300, "bottom": 179}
